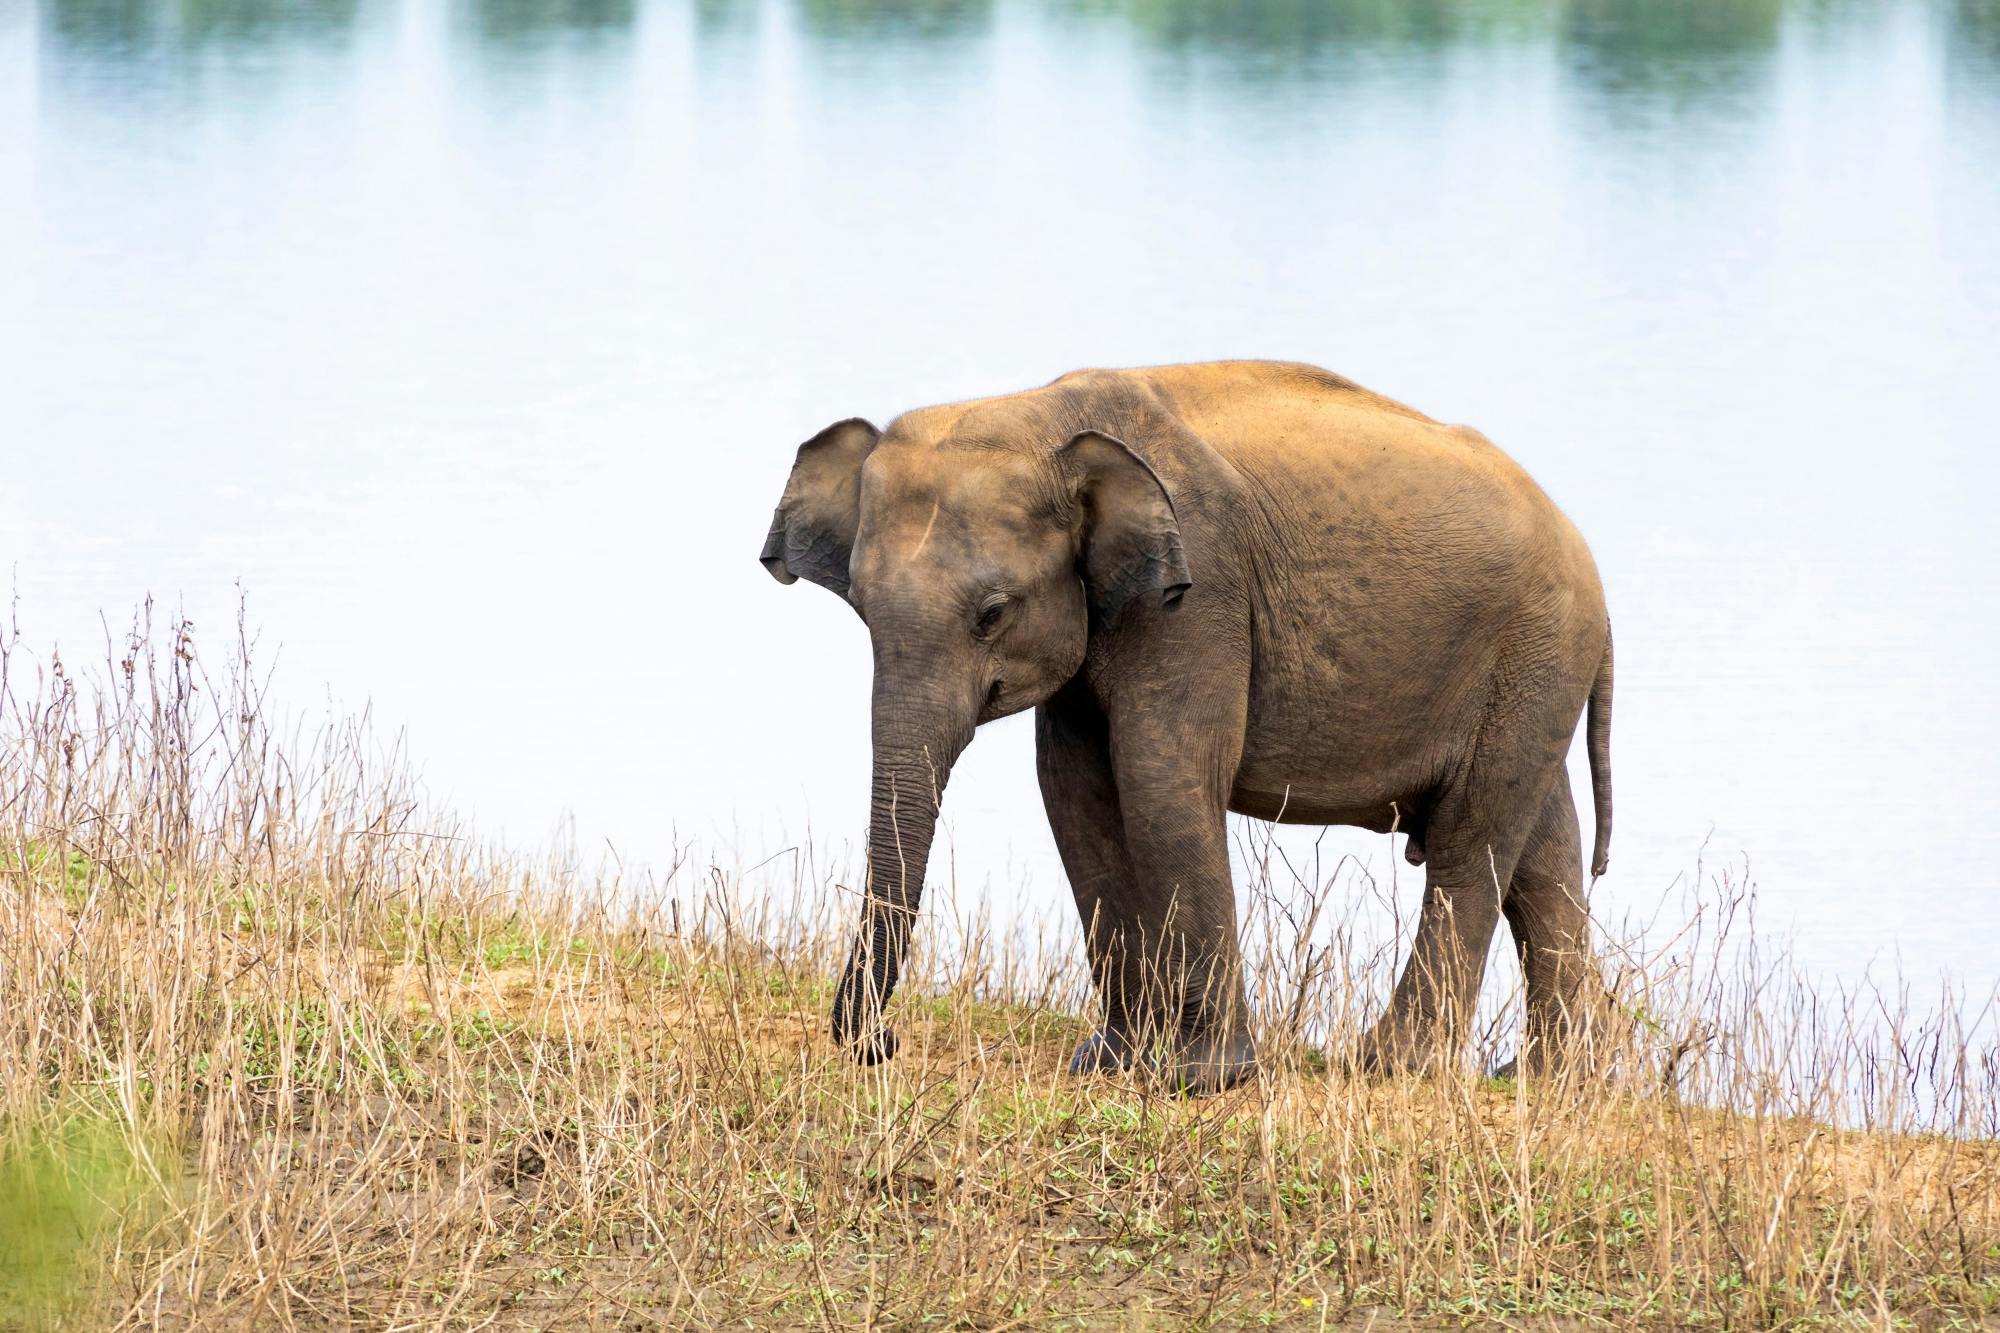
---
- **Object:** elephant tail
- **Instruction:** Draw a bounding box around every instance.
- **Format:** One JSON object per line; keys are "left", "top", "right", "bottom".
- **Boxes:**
{"left": 1587, "top": 622, "right": 1614, "bottom": 879}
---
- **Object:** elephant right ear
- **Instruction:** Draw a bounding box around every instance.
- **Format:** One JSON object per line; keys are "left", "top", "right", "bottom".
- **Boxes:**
{"left": 759, "top": 418, "right": 881, "bottom": 595}
{"left": 1058, "top": 430, "right": 1193, "bottom": 622}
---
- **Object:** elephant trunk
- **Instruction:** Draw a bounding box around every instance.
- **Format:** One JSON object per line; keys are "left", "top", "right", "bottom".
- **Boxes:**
{"left": 830, "top": 675, "right": 975, "bottom": 1062}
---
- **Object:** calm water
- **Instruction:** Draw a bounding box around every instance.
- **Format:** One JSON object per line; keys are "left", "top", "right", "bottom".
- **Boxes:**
{"left": 5, "top": 0, "right": 1999, "bottom": 1003}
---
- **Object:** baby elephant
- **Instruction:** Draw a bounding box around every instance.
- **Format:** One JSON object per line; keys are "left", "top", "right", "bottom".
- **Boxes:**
{"left": 760, "top": 361, "right": 1612, "bottom": 1092}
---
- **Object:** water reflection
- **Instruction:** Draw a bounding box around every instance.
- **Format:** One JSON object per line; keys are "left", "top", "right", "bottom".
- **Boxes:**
{"left": 796, "top": 0, "right": 991, "bottom": 41}
{"left": 1560, "top": 0, "right": 1781, "bottom": 110}
{"left": 1082, "top": 0, "right": 1554, "bottom": 58}
{"left": 41, "top": 0, "right": 361, "bottom": 53}
{"left": 42, "top": 0, "right": 153, "bottom": 52}
{"left": 1062, "top": 0, "right": 1795, "bottom": 118}
{"left": 30, "top": 0, "right": 1981, "bottom": 111}
{"left": 13, "top": 0, "right": 1883, "bottom": 172}
{"left": 27, "top": 0, "right": 1888, "bottom": 70}
{"left": 461, "top": 0, "right": 636, "bottom": 44}
{"left": 692, "top": 0, "right": 757, "bottom": 35}
{"left": 1951, "top": 0, "right": 2000, "bottom": 71}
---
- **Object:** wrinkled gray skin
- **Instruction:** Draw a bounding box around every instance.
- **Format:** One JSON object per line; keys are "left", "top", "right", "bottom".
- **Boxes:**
{"left": 760, "top": 361, "right": 1613, "bottom": 1093}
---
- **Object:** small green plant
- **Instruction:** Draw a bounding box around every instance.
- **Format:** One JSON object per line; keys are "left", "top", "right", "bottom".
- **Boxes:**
{"left": 0, "top": 1115, "right": 159, "bottom": 1329}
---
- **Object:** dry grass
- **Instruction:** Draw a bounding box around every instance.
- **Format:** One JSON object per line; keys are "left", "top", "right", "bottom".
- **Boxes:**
{"left": 4, "top": 607, "right": 2000, "bottom": 1330}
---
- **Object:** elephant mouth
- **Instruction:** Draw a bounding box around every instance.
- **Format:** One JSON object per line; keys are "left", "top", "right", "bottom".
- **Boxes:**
{"left": 980, "top": 678, "right": 1004, "bottom": 720}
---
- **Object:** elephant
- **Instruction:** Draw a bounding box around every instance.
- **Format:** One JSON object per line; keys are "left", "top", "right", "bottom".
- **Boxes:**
{"left": 759, "top": 360, "right": 1613, "bottom": 1092}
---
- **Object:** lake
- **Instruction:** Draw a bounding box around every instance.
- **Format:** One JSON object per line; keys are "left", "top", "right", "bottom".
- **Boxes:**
{"left": 5, "top": 0, "right": 1998, "bottom": 1015}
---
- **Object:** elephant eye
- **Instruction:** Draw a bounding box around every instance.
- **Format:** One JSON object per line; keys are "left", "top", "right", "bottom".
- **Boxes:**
{"left": 973, "top": 595, "right": 1010, "bottom": 639}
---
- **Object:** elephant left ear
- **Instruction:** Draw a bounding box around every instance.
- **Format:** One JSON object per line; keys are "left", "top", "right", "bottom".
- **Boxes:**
{"left": 1057, "top": 430, "right": 1193, "bottom": 623}
{"left": 760, "top": 418, "right": 881, "bottom": 595}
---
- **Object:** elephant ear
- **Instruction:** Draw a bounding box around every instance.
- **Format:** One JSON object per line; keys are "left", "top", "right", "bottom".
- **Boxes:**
{"left": 1057, "top": 430, "right": 1193, "bottom": 622}
{"left": 760, "top": 418, "right": 881, "bottom": 595}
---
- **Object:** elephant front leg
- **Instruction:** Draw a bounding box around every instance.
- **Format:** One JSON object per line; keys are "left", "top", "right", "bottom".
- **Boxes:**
{"left": 1130, "top": 859, "right": 1257, "bottom": 1095}
{"left": 1036, "top": 689, "right": 1147, "bottom": 1076}
{"left": 1105, "top": 710, "right": 1256, "bottom": 1096}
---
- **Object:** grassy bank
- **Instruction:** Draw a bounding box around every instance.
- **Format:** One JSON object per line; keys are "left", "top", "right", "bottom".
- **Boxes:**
{"left": 4, "top": 615, "right": 1999, "bottom": 1330}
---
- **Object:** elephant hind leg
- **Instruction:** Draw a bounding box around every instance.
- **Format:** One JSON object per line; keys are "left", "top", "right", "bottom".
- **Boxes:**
{"left": 1355, "top": 687, "right": 1574, "bottom": 1074}
{"left": 1500, "top": 768, "right": 1601, "bottom": 1074}
{"left": 1356, "top": 838, "right": 1513, "bottom": 1074}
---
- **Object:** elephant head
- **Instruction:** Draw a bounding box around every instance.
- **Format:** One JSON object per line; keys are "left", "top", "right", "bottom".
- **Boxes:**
{"left": 760, "top": 411, "right": 1191, "bottom": 1062}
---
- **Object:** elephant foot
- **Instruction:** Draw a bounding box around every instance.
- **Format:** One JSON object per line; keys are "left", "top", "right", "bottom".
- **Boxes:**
{"left": 1489, "top": 1045, "right": 1608, "bottom": 1084}
{"left": 1490, "top": 1036, "right": 1563, "bottom": 1081}
{"left": 844, "top": 1025, "right": 897, "bottom": 1066}
{"left": 1502, "top": 1022, "right": 1600, "bottom": 1082}
{"left": 1159, "top": 1026, "right": 1258, "bottom": 1097}
{"left": 1344, "top": 1020, "right": 1444, "bottom": 1079}
{"left": 1067, "top": 1029, "right": 1138, "bottom": 1076}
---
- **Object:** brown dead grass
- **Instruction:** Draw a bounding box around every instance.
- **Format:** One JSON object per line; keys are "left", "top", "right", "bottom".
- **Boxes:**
{"left": 4, "top": 610, "right": 2000, "bottom": 1330}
